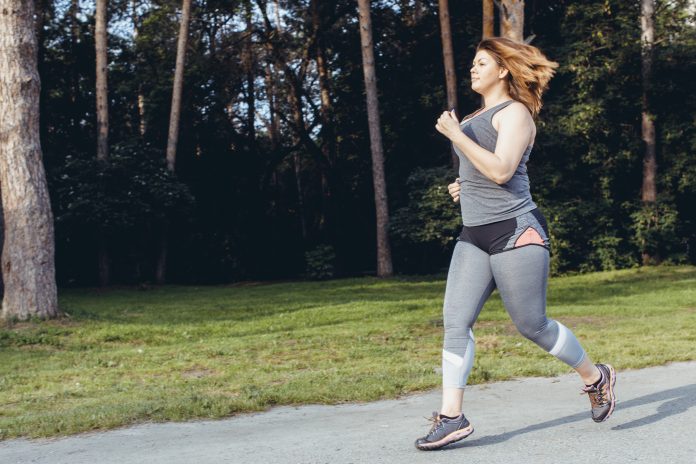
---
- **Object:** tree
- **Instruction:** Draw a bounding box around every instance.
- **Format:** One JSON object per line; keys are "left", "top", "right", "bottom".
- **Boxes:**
{"left": 640, "top": 0, "right": 657, "bottom": 265}
{"left": 0, "top": 0, "right": 59, "bottom": 320}
{"left": 495, "top": 0, "right": 524, "bottom": 42}
{"left": 96, "top": 0, "right": 109, "bottom": 162}
{"left": 95, "top": 0, "right": 110, "bottom": 286}
{"left": 132, "top": 0, "right": 146, "bottom": 137}
{"left": 357, "top": 0, "right": 393, "bottom": 277}
{"left": 311, "top": 0, "right": 337, "bottom": 241}
{"left": 483, "top": 0, "right": 494, "bottom": 39}
{"left": 438, "top": 0, "right": 458, "bottom": 168}
{"left": 158, "top": 0, "right": 192, "bottom": 284}
{"left": 166, "top": 0, "right": 192, "bottom": 173}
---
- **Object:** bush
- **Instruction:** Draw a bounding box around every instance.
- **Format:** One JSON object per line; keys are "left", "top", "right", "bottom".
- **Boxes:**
{"left": 538, "top": 199, "right": 638, "bottom": 275}
{"left": 305, "top": 244, "right": 336, "bottom": 280}
{"left": 390, "top": 166, "right": 461, "bottom": 272}
{"left": 47, "top": 140, "right": 196, "bottom": 284}
{"left": 629, "top": 198, "right": 688, "bottom": 264}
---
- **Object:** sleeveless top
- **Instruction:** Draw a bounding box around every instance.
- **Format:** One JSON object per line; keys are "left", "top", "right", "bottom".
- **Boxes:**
{"left": 453, "top": 100, "right": 537, "bottom": 226}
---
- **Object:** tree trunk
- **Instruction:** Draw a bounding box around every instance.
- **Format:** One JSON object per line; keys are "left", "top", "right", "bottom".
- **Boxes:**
{"left": 414, "top": 0, "right": 424, "bottom": 23}
{"left": 166, "top": 0, "right": 192, "bottom": 172}
{"left": 266, "top": 0, "right": 281, "bottom": 148}
{"left": 641, "top": 0, "right": 657, "bottom": 265}
{"left": 273, "top": 0, "right": 282, "bottom": 29}
{"left": 0, "top": 0, "right": 59, "bottom": 320}
{"left": 438, "top": 0, "right": 459, "bottom": 169}
{"left": 483, "top": 0, "right": 494, "bottom": 39}
{"left": 312, "top": 0, "right": 335, "bottom": 239}
{"left": 496, "top": 0, "right": 524, "bottom": 42}
{"left": 95, "top": 0, "right": 109, "bottom": 161}
{"left": 155, "top": 222, "right": 168, "bottom": 284}
{"left": 158, "top": 0, "right": 192, "bottom": 284}
{"left": 95, "top": 0, "right": 110, "bottom": 286}
{"left": 132, "top": 0, "right": 146, "bottom": 137}
{"left": 257, "top": 0, "right": 323, "bottom": 244}
{"left": 243, "top": 1, "right": 256, "bottom": 142}
{"left": 137, "top": 92, "right": 146, "bottom": 136}
{"left": 293, "top": 152, "right": 308, "bottom": 240}
{"left": 264, "top": 61, "right": 280, "bottom": 149}
{"left": 357, "top": 0, "right": 393, "bottom": 277}
{"left": 69, "top": 0, "right": 81, "bottom": 136}
{"left": 285, "top": 73, "right": 309, "bottom": 240}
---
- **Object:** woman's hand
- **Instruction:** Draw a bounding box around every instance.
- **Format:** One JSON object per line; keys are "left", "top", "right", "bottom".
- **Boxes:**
{"left": 447, "top": 178, "right": 461, "bottom": 203}
{"left": 435, "top": 110, "right": 461, "bottom": 141}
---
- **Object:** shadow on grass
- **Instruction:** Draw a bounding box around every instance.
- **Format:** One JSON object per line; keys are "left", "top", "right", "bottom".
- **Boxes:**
{"left": 450, "top": 383, "right": 696, "bottom": 449}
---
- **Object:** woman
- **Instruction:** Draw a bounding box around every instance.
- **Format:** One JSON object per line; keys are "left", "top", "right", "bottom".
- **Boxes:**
{"left": 414, "top": 37, "right": 617, "bottom": 451}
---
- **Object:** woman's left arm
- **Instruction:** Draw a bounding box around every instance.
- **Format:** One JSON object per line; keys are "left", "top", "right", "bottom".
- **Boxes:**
{"left": 435, "top": 104, "right": 533, "bottom": 185}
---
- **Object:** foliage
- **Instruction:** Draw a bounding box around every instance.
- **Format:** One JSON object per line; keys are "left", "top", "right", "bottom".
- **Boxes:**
{"left": 50, "top": 142, "right": 195, "bottom": 230}
{"left": 630, "top": 198, "right": 686, "bottom": 264}
{"left": 33, "top": 0, "right": 696, "bottom": 284}
{"left": 47, "top": 141, "right": 196, "bottom": 284}
{"left": 304, "top": 244, "right": 336, "bottom": 280}
{"left": 390, "top": 166, "right": 460, "bottom": 247}
{"left": 390, "top": 166, "right": 460, "bottom": 272}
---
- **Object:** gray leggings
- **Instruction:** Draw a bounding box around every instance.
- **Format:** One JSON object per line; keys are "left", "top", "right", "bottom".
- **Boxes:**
{"left": 442, "top": 240, "right": 587, "bottom": 388}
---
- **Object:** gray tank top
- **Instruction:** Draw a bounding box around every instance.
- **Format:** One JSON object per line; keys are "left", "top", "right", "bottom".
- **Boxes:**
{"left": 454, "top": 100, "right": 537, "bottom": 226}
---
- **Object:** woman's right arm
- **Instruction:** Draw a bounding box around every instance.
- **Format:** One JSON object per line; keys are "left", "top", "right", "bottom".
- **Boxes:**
{"left": 448, "top": 178, "right": 461, "bottom": 203}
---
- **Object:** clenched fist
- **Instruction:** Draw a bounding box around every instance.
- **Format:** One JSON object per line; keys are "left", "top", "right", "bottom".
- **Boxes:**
{"left": 448, "top": 178, "right": 461, "bottom": 203}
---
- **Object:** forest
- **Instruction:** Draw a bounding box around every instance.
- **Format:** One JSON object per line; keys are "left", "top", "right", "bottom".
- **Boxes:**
{"left": 4, "top": 0, "right": 696, "bottom": 290}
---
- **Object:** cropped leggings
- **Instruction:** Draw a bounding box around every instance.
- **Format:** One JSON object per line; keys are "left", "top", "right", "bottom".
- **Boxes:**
{"left": 442, "top": 208, "right": 587, "bottom": 388}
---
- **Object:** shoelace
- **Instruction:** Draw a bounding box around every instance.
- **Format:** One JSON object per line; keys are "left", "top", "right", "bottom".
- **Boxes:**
{"left": 581, "top": 382, "right": 607, "bottom": 406}
{"left": 424, "top": 411, "right": 444, "bottom": 437}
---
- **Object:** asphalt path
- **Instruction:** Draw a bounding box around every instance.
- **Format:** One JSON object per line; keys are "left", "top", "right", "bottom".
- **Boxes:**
{"left": 2, "top": 361, "right": 695, "bottom": 463}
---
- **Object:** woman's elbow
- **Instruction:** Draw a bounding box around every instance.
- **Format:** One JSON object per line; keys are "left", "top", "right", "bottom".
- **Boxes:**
{"left": 492, "top": 172, "right": 513, "bottom": 185}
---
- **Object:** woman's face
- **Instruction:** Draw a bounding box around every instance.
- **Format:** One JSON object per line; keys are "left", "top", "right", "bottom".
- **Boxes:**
{"left": 470, "top": 50, "right": 507, "bottom": 94}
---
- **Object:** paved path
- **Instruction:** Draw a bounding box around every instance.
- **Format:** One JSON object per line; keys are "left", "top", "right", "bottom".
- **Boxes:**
{"left": 2, "top": 361, "right": 695, "bottom": 464}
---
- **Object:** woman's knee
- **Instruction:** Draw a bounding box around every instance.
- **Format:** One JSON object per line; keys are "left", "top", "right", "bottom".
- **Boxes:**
{"left": 514, "top": 317, "right": 550, "bottom": 343}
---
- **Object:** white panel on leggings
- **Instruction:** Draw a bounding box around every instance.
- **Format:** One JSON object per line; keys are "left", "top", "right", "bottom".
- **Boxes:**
{"left": 461, "top": 330, "right": 475, "bottom": 384}
{"left": 549, "top": 321, "right": 569, "bottom": 356}
{"left": 443, "top": 349, "right": 464, "bottom": 367}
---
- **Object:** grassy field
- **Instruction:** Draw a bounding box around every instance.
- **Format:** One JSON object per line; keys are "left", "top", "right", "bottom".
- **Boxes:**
{"left": 1, "top": 265, "right": 695, "bottom": 439}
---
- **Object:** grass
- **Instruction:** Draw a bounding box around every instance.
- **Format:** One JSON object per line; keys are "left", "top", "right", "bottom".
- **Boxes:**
{"left": 1, "top": 265, "right": 695, "bottom": 439}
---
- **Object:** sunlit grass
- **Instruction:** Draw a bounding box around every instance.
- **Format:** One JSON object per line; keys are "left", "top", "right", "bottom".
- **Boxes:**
{"left": 1, "top": 265, "right": 695, "bottom": 439}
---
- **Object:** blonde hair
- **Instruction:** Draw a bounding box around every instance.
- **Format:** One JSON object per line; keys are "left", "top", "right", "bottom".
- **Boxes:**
{"left": 476, "top": 37, "right": 558, "bottom": 118}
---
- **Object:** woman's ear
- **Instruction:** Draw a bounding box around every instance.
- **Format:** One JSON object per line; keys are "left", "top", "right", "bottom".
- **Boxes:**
{"left": 498, "top": 67, "right": 509, "bottom": 79}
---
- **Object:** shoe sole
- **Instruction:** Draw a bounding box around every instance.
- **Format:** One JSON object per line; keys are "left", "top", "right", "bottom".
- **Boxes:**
{"left": 594, "top": 364, "right": 617, "bottom": 422}
{"left": 415, "top": 424, "right": 474, "bottom": 451}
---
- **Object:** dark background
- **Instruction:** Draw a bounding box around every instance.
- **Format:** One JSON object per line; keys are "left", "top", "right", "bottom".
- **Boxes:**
{"left": 36, "top": 0, "right": 696, "bottom": 285}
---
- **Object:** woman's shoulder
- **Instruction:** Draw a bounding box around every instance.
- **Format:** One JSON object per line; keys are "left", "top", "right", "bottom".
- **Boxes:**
{"left": 499, "top": 100, "right": 531, "bottom": 117}
{"left": 492, "top": 100, "right": 535, "bottom": 135}
{"left": 493, "top": 100, "right": 534, "bottom": 125}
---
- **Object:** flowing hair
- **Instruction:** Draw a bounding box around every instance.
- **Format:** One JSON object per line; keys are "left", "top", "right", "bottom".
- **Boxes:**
{"left": 476, "top": 37, "right": 558, "bottom": 118}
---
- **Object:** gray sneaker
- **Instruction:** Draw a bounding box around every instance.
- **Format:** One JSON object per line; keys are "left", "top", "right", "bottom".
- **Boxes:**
{"left": 582, "top": 363, "right": 617, "bottom": 422}
{"left": 414, "top": 411, "right": 474, "bottom": 451}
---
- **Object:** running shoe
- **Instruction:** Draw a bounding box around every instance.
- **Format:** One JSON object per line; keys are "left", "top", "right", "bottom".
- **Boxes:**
{"left": 414, "top": 411, "right": 474, "bottom": 451}
{"left": 582, "top": 363, "right": 617, "bottom": 422}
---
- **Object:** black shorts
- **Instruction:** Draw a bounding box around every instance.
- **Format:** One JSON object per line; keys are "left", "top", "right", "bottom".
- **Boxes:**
{"left": 457, "top": 208, "right": 551, "bottom": 255}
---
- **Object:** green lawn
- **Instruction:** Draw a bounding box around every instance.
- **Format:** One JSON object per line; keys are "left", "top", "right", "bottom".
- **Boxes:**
{"left": 1, "top": 265, "right": 695, "bottom": 439}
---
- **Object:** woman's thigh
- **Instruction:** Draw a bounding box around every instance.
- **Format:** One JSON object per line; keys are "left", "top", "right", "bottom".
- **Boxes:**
{"left": 489, "top": 245, "right": 550, "bottom": 334}
{"left": 443, "top": 240, "right": 496, "bottom": 330}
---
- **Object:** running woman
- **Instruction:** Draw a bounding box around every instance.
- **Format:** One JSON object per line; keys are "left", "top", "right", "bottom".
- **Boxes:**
{"left": 414, "top": 37, "right": 617, "bottom": 451}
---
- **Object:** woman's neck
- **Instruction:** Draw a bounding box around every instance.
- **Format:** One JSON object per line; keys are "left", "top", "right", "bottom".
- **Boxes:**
{"left": 482, "top": 90, "right": 512, "bottom": 109}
